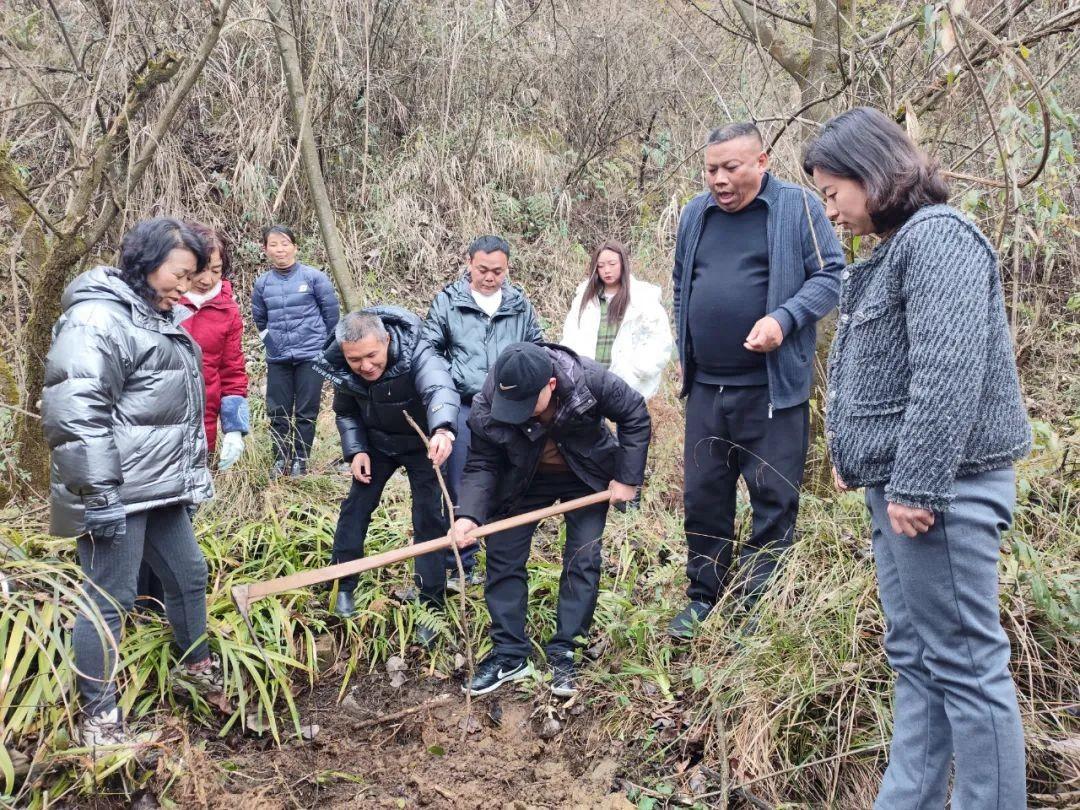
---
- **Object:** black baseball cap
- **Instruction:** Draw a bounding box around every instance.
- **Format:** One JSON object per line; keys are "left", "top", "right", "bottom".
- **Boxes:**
{"left": 490, "top": 343, "right": 553, "bottom": 424}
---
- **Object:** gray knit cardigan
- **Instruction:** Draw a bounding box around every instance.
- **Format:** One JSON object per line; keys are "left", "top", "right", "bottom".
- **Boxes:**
{"left": 825, "top": 205, "right": 1031, "bottom": 511}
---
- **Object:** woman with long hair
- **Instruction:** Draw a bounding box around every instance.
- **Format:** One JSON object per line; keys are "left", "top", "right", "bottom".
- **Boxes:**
{"left": 42, "top": 218, "right": 225, "bottom": 747}
{"left": 559, "top": 240, "right": 673, "bottom": 399}
{"left": 804, "top": 107, "right": 1031, "bottom": 808}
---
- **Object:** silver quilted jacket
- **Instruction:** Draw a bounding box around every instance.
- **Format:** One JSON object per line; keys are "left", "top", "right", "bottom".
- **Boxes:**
{"left": 42, "top": 267, "right": 214, "bottom": 537}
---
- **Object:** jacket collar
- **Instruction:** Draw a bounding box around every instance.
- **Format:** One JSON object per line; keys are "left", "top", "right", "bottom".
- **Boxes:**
{"left": 179, "top": 279, "right": 235, "bottom": 311}
{"left": 515, "top": 345, "right": 595, "bottom": 435}
{"left": 316, "top": 305, "right": 420, "bottom": 391}
{"left": 703, "top": 171, "right": 776, "bottom": 212}
{"left": 448, "top": 273, "right": 526, "bottom": 315}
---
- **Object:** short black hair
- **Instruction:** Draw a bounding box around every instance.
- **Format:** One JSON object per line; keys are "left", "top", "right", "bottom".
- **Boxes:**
{"left": 467, "top": 234, "right": 510, "bottom": 260}
{"left": 802, "top": 106, "right": 949, "bottom": 233}
{"left": 262, "top": 224, "right": 296, "bottom": 245}
{"left": 707, "top": 122, "right": 763, "bottom": 147}
{"left": 117, "top": 218, "right": 208, "bottom": 306}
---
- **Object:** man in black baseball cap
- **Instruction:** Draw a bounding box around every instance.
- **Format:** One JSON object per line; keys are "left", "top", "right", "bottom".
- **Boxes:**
{"left": 488, "top": 342, "right": 556, "bottom": 424}
{"left": 451, "top": 342, "right": 651, "bottom": 698}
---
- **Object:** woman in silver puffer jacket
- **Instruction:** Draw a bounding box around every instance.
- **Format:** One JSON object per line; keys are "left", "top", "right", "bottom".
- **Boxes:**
{"left": 42, "top": 218, "right": 224, "bottom": 747}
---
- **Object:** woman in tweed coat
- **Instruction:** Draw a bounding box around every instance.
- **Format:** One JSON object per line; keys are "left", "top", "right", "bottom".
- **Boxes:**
{"left": 804, "top": 107, "right": 1031, "bottom": 809}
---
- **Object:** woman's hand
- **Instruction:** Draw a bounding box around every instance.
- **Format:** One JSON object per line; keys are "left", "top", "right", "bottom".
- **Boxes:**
{"left": 217, "top": 432, "right": 245, "bottom": 470}
{"left": 887, "top": 502, "right": 935, "bottom": 537}
{"left": 833, "top": 467, "right": 850, "bottom": 491}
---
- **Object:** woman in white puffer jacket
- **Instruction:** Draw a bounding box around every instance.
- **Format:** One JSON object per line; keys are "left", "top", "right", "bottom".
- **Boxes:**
{"left": 560, "top": 241, "right": 674, "bottom": 399}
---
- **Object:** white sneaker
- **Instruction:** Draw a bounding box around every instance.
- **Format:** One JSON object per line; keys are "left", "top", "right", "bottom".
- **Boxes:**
{"left": 77, "top": 707, "right": 128, "bottom": 747}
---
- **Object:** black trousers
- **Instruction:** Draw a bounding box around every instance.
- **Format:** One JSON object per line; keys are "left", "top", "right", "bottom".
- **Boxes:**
{"left": 683, "top": 381, "right": 809, "bottom": 606}
{"left": 442, "top": 402, "right": 478, "bottom": 571}
{"left": 484, "top": 473, "right": 609, "bottom": 660}
{"left": 332, "top": 447, "right": 447, "bottom": 604}
{"left": 266, "top": 361, "right": 323, "bottom": 463}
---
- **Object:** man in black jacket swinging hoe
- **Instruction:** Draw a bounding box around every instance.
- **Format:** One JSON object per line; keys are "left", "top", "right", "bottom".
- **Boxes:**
{"left": 315, "top": 307, "right": 460, "bottom": 647}
{"left": 451, "top": 342, "right": 651, "bottom": 697}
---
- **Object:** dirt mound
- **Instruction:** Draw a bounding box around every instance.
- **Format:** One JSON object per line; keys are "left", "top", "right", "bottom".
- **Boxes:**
{"left": 210, "top": 668, "right": 633, "bottom": 809}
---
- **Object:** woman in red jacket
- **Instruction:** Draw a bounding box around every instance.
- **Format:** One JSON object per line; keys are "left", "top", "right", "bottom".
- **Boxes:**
{"left": 182, "top": 223, "right": 250, "bottom": 468}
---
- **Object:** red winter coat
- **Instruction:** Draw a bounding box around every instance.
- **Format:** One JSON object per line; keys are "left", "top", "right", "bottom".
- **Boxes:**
{"left": 180, "top": 280, "right": 248, "bottom": 451}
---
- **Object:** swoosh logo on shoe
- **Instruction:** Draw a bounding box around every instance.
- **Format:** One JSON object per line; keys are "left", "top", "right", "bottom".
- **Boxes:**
{"left": 498, "top": 383, "right": 518, "bottom": 391}
{"left": 497, "top": 667, "right": 520, "bottom": 678}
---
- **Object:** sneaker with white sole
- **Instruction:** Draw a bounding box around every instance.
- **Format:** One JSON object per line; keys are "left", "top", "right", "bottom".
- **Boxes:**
{"left": 171, "top": 652, "right": 225, "bottom": 698}
{"left": 462, "top": 653, "right": 531, "bottom": 696}
{"left": 77, "top": 707, "right": 128, "bottom": 747}
{"left": 445, "top": 566, "right": 484, "bottom": 594}
{"left": 77, "top": 708, "right": 160, "bottom": 749}
{"left": 549, "top": 652, "right": 578, "bottom": 698}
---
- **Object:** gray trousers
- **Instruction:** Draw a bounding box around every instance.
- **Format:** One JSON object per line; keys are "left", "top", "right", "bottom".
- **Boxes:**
{"left": 74, "top": 505, "right": 210, "bottom": 715}
{"left": 868, "top": 467, "right": 1026, "bottom": 809}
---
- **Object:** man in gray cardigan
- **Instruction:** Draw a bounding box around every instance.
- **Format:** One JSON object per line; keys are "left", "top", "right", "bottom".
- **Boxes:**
{"left": 669, "top": 122, "right": 844, "bottom": 638}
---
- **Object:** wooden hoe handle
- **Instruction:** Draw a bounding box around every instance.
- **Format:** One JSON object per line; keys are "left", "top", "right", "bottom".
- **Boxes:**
{"left": 231, "top": 490, "right": 611, "bottom": 617}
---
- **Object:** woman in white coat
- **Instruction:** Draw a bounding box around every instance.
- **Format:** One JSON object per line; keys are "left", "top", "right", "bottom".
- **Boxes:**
{"left": 560, "top": 241, "right": 673, "bottom": 400}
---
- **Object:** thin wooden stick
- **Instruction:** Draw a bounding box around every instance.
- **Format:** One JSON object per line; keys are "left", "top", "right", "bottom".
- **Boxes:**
{"left": 231, "top": 490, "right": 611, "bottom": 617}
{"left": 401, "top": 410, "right": 474, "bottom": 737}
{"left": 345, "top": 692, "right": 453, "bottom": 729}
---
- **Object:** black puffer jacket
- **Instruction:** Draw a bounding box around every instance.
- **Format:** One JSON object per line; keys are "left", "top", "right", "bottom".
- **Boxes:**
{"left": 314, "top": 306, "right": 460, "bottom": 458}
{"left": 457, "top": 344, "right": 651, "bottom": 525}
{"left": 422, "top": 273, "right": 544, "bottom": 401}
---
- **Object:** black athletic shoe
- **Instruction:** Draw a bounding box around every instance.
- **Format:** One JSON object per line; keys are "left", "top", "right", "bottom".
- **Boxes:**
{"left": 290, "top": 459, "right": 308, "bottom": 477}
{"left": 270, "top": 459, "right": 288, "bottom": 480}
{"left": 334, "top": 590, "right": 356, "bottom": 618}
{"left": 462, "top": 653, "right": 531, "bottom": 696}
{"left": 414, "top": 623, "right": 438, "bottom": 650}
{"left": 668, "top": 600, "right": 713, "bottom": 640}
{"left": 549, "top": 652, "right": 578, "bottom": 698}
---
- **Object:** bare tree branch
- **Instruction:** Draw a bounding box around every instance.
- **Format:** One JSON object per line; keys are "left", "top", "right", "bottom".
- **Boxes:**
{"left": 266, "top": 0, "right": 360, "bottom": 310}
{"left": 0, "top": 38, "right": 78, "bottom": 147}
{"left": 730, "top": 0, "right": 809, "bottom": 82}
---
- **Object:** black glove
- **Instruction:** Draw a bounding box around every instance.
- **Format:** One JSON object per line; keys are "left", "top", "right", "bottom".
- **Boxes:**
{"left": 84, "top": 497, "right": 126, "bottom": 541}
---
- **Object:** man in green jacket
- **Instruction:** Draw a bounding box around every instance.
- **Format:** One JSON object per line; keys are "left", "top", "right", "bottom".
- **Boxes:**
{"left": 423, "top": 235, "right": 544, "bottom": 585}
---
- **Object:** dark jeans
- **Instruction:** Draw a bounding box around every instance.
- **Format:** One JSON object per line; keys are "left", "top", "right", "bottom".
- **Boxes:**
{"left": 443, "top": 402, "right": 478, "bottom": 571}
{"left": 332, "top": 447, "right": 448, "bottom": 604}
{"left": 74, "top": 505, "right": 209, "bottom": 715}
{"left": 266, "top": 360, "right": 323, "bottom": 463}
{"left": 683, "top": 381, "right": 808, "bottom": 606}
{"left": 483, "top": 473, "right": 609, "bottom": 660}
{"left": 135, "top": 561, "right": 166, "bottom": 614}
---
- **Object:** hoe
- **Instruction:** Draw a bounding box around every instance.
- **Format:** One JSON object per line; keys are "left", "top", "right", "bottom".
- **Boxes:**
{"left": 230, "top": 490, "right": 611, "bottom": 619}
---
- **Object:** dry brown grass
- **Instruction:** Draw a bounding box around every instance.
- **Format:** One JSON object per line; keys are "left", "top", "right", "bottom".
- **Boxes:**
{"left": 1, "top": 0, "right": 1078, "bottom": 806}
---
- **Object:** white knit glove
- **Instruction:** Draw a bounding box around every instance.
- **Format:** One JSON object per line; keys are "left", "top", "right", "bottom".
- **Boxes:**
{"left": 217, "top": 431, "right": 245, "bottom": 470}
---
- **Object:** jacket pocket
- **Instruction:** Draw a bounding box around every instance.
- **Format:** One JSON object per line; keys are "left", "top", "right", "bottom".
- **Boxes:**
{"left": 260, "top": 328, "right": 279, "bottom": 358}
{"left": 851, "top": 299, "right": 889, "bottom": 327}
{"left": 845, "top": 400, "right": 906, "bottom": 465}
{"left": 850, "top": 396, "right": 909, "bottom": 417}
